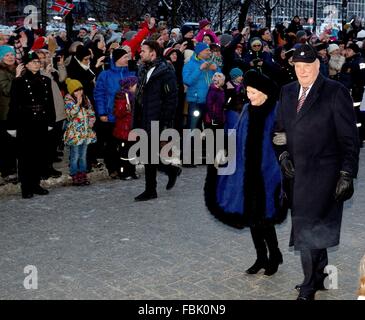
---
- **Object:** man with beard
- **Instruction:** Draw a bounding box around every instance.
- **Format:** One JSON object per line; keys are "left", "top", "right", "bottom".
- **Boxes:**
{"left": 133, "top": 40, "right": 181, "bottom": 201}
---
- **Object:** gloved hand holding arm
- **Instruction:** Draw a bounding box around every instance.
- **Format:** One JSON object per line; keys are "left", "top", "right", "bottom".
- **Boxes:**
{"left": 334, "top": 171, "right": 354, "bottom": 202}
{"left": 279, "top": 151, "right": 295, "bottom": 179}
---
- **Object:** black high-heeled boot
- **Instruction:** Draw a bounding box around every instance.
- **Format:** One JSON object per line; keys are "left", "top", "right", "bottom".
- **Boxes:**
{"left": 246, "top": 256, "right": 269, "bottom": 274}
{"left": 264, "top": 248, "right": 283, "bottom": 276}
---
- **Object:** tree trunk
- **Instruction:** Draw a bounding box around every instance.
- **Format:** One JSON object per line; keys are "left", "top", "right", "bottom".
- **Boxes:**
{"left": 313, "top": 0, "right": 318, "bottom": 33}
{"left": 219, "top": 0, "right": 223, "bottom": 32}
{"left": 171, "top": 0, "right": 177, "bottom": 27}
{"left": 264, "top": 0, "right": 272, "bottom": 29}
{"left": 65, "top": 0, "right": 74, "bottom": 40}
{"left": 40, "top": 0, "right": 47, "bottom": 30}
{"left": 238, "top": 0, "right": 252, "bottom": 30}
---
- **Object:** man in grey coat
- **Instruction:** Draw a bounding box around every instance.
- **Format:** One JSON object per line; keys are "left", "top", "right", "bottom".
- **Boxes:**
{"left": 274, "top": 44, "right": 360, "bottom": 300}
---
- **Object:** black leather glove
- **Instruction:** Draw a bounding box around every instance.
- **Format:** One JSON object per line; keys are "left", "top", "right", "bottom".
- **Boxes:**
{"left": 334, "top": 171, "right": 354, "bottom": 202}
{"left": 279, "top": 151, "right": 295, "bottom": 179}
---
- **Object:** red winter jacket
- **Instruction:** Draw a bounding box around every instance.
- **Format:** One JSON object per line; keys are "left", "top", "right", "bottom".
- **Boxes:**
{"left": 113, "top": 93, "right": 133, "bottom": 141}
{"left": 122, "top": 26, "right": 155, "bottom": 58}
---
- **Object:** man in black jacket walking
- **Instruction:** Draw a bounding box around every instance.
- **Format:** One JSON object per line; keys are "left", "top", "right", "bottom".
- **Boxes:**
{"left": 134, "top": 40, "right": 181, "bottom": 201}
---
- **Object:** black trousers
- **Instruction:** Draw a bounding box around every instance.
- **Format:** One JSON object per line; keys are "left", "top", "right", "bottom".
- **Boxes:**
{"left": 17, "top": 124, "right": 48, "bottom": 193}
{"left": 250, "top": 224, "right": 279, "bottom": 258}
{"left": 143, "top": 134, "right": 179, "bottom": 192}
{"left": 0, "top": 120, "right": 17, "bottom": 177}
{"left": 90, "top": 121, "right": 119, "bottom": 174}
{"left": 299, "top": 248, "right": 328, "bottom": 294}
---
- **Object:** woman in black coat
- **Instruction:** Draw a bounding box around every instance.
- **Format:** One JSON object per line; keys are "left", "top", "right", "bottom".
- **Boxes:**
{"left": 66, "top": 45, "right": 96, "bottom": 104}
{"left": 205, "top": 71, "right": 288, "bottom": 276}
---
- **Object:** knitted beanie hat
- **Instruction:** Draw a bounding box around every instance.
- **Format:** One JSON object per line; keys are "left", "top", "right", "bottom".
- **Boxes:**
{"left": 181, "top": 25, "right": 193, "bottom": 38}
{"left": 229, "top": 67, "right": 243, "bottom": 80}
{"left": 199, "top": 19, "right": 211, "bottom": 29}
{"left": 66, "top": 78, "right": 83, "bottom": 95}
{"left": 194, "top": 42, "right": 210, "bottom": 55}
{"left": 112, "top": 48, "right": 128, "bottom": 62}
{"left": 0, "top": 45, "right": 15, "bottom": 61}
{"left": 75, "top": 45, "right": 91, "bottom": 61}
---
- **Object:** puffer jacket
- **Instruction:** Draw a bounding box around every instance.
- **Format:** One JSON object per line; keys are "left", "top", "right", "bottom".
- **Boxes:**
{"left": 134, "top": 59, "right": 177, "bottom": 134}
{"left": 113, "top": 93, "right": 133, "bottom": 141}
{"left": 183, "top": 54, "right": 219, "bottom": 104}
{"left": 94, "top": 59, "right": 135, "bottom": 122}
{"left": 63, "top": 94, "right": 96, "bottom": 146}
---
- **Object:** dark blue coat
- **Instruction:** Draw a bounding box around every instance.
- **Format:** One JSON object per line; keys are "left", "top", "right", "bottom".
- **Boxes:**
{"left": 205, "top": 103, "right": 288, "bottom": 228}
{"left": 275, "top": 74, "right": 360, "bottom": 250}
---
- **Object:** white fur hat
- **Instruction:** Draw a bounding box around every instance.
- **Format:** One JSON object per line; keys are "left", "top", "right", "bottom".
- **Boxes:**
{"left": 171, "top": 28, "right": 180, "bottom": 36}
{"left": 327, "top": 43, "right": 340, "bottom": 54}
{"left": 357, "top": 29, "right": 365, "bottom": 40}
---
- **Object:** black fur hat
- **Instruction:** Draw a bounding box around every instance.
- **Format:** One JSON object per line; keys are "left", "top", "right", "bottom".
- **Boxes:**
{"left": 244, "top": 70, "right": 278, "bottom": 99}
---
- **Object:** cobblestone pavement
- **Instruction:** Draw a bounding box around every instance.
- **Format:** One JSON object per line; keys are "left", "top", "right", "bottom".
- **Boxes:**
{"left": 0, "top": 151, "right": 364, "bottom": 300}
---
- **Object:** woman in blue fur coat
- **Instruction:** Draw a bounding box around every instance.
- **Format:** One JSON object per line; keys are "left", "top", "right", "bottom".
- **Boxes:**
{"left": 205, "top": 70, "right": 288, "bottom": 276}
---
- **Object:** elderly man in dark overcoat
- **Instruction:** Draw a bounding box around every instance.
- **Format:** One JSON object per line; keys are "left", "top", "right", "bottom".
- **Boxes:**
{"left": 274, "top": 44, "right": 360, "bottom": 300}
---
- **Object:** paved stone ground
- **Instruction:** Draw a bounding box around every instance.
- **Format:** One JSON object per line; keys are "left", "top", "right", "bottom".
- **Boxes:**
{"left": 0, "top": 151, "right": 364, "bottom": 300}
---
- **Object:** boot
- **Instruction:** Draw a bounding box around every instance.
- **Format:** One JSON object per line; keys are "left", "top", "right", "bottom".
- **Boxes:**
{"left": 166, "top": 166, "right": 182, "bottom": 190}
{"left": 72, "top": 173, "right": 82, "bottom": 186}
{"left": 246, "top": 255, "right": 269, "bottom": 274}
{"left": 135, "top": 190, "right": 157, "bottom": 201}
{"left": 246, "top": 247, "right": 269, "bottom": 274}
{"left": 81, "top": 172, "right": 90, "bottom": 186}
{"left": 264, "top": 248, "right": 283, "bottom": 276}
{"left": 33, "top": 185, "right": 49, "bottom": 195}
{"left": 80, "top": 172, "right": 90, "bottom": 186}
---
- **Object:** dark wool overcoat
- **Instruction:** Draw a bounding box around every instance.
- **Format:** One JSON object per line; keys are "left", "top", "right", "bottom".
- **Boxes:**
{"left": 275, "top": 73, "right": 359, "bottom": 250}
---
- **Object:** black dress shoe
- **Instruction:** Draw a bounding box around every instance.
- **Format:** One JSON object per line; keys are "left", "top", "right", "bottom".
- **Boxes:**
{"left": 295, "top": 281, "right": 328, "bottom": 292}
{"left": 296, "top": 291, "right": 315, "bottom": 301}
{"left": 166, "top": 167, "right": 182, "bottom": 190}
{"left": 33, "top": 186, "right": 49, "bottom": 195}
{"left": 135, "top": 190, "right": 157, "bottom": 201}
{"left": 22, "top": 192, "right": 34, "bottom": 199}
{"left": 131, "top": 173, "right": 140, "bottom": 179}
{"left": 245, "top": 258, "right": 269, "bottom": 274}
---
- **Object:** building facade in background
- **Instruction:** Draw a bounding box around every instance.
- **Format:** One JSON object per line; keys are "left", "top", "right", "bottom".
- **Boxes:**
{"left": 271, "top": 0, "right": 365, "bottom": 27}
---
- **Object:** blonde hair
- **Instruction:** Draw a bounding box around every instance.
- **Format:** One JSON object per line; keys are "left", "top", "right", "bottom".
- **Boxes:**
{"left": 358, "top": 255, "right": 365, "bottom": 296}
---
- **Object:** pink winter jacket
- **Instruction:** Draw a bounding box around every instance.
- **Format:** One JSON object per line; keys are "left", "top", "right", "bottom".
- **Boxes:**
{"left": 195, "top": 29, "right": 220, "bottom": 44}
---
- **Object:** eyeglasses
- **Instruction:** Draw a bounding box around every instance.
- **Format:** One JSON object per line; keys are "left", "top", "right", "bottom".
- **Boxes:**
{"left": 83, "top": 57, "right": 91, "bottom": 61}
{"left": 252, "top": 44, "right": 262, "bottom": 47}
{"left": 29, "top": 60, "right": 41, "bottom": 64}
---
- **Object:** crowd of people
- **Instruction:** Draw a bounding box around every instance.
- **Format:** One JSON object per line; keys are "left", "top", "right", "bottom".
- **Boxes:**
{"left": 0, "top": 14, "right": 364, "bottom": 300}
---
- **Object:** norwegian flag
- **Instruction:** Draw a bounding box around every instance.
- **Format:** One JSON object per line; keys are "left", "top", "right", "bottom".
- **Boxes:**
{"left": 50, "top": 0, "right": 75, "bottom": 15}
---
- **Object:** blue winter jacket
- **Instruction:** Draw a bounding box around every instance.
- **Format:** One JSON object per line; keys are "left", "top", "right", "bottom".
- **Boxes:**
{"left": 183, "top": 54, "right": 220, "bottom": 104}
{"left": 94, "top": 59, "right": 135, "bottom": 122}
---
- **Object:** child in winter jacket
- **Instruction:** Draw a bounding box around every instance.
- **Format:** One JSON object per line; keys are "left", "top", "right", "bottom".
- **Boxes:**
{"left": 64, "top": 78, "right": 96, "bottom": 186}
{"left": 195, "top": 19, "right": 220, "bottom": 45}
{"left": 113, "top": 76, "right": 139, "bottom": 180}
{"left": 204, "top": 72, "right": 226, "bottom": 129}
